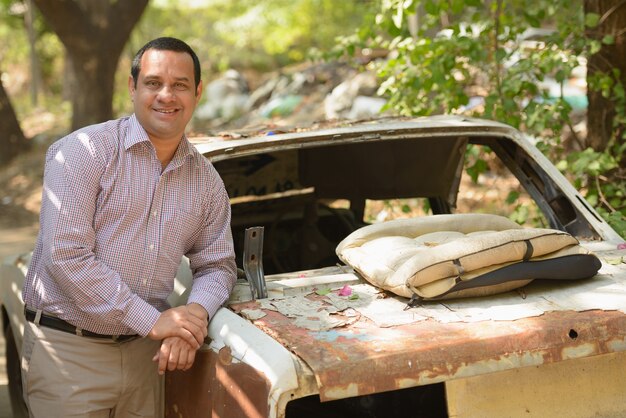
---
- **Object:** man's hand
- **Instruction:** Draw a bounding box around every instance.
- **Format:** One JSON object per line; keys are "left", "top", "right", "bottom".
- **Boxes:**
{"left": 152, "top": 337, "right": 197, "bottom": 375}
{"left": 147, "top": 305, "right": 208, "bottom": 348}
{"left": 186, "top": 303, "right": 208, "bottom": 322}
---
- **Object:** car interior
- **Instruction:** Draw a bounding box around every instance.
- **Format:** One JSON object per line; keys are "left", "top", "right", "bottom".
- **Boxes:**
{"left": 214, "top": 133, "right": 601, "bottom": 275}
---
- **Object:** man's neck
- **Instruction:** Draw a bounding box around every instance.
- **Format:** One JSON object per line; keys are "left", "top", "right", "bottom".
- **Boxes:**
{"left": 151, "top": 137, "right": 181, "bottom": 170}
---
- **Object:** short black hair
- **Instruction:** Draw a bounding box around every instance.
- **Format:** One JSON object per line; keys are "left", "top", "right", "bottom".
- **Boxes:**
{"left": 131, "top": 37, "right": 201, "bottom": 91}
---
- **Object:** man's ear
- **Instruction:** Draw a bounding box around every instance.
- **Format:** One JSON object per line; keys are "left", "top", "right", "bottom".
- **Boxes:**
{"left": 195, "top": 80, "right": 203, "bottom": 104}
{"left": 128, "top": 75, "right": 136, "bottom": 99}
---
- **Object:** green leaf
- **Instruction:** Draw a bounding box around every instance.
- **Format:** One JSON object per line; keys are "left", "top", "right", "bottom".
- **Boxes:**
{"left": 585, "top": 13, "right": 600, "bottom": 28}
{"left": 424, "top": 0, "right": 439, "bottom": 15}
{"left": 589, "top": 39, "right": 602, "bottom": 54}
{"left": 495, "top": 47, "right": 507, "bottom": 62}
{"left": 523, "top": 12, "right": 541, "bottom": 28}
{"left": 451, "top": 0, "right": 465, "bottom": 14}
{"left": 315, "top": 288, "right": 331, "bottom": 296}
{"left": 466, "top": 158, "right": 488, "bottom": 183}
{"left": 602, "top": 35, "right": 615, "bottom": 45}
{"left": 505, "top": 191, "right": 520, "bottom": 204}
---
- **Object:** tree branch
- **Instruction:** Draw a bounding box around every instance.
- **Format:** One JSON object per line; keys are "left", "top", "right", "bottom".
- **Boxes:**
{"left": 598, "top": 0, "right": 626, "bottom": 26}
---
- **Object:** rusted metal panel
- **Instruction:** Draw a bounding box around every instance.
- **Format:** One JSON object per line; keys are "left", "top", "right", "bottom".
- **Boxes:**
{"left": 230, "top": 300, "right": 626, "bottom": 403}
{"left": 446, "top": 351, "right": 626, "bottom": 417}
{"left": 165, "top": 345, "right": 272, "bottom": 418}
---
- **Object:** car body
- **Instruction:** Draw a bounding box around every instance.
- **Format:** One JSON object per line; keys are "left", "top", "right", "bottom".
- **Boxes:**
{"left": 2, "top": 116, "right": 626, "bottom": 418}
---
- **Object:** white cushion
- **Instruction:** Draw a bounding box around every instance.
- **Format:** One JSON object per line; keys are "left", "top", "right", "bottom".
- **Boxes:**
{"left": 336, "top": 214, "right": 594, "bottom": 299}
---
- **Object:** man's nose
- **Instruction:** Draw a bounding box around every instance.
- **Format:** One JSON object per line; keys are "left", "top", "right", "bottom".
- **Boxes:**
{"left": 158, "top": 85, "right": 176, "bottom": 101}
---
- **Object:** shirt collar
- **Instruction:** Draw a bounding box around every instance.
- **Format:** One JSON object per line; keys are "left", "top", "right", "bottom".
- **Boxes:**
{"left": 125, "top": 114, "right": 196, "bottom": 165}
{"left": 170, "top": 135, "right": 195, "bottom": 166}
{"left": 125, "top": 114, "right": 151, "bottom": 150}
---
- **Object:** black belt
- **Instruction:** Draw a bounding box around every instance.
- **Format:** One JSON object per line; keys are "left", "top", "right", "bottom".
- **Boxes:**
{"left": 24, "top": 308, "right": 139, "bottom": 342}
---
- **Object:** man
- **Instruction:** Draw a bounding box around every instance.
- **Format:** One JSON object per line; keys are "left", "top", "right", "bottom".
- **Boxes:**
{"left": 21, "top": 37, "right": 237, "bottom": 417}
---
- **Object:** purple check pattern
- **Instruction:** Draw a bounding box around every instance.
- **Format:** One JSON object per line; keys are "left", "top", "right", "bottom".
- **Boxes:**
{"left": 23, "top": 114, "right": 237, "bottom": 337}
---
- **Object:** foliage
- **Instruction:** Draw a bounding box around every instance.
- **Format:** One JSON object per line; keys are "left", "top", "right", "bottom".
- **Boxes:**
{"left": 337, "top": 0, "right": 626, "bottom": 236}
{"left": 1, "top": 1, "right": 70, "bottom": 117}
{"left": 130, "top": 0, "right": 372, "bottom": 73}
{"left": 353, "top": 0, "right": 584, "bottom": 138}
{"left": 558, "top": 142, "right": 626, "bottom": 237}
{"left": 1, "top": 0, "right": 373, "bottom": 130}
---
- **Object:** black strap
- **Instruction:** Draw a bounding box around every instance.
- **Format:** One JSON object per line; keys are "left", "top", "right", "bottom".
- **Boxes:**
{"left": 404, "top": 294, "right": 423, "bottom": 310}
{"left": 523, "top": 239, "right": 534, "bottom": 262}
{"left": 24, "top": 308, "right": 138, "bottom": 342}
{"left": 453, "top": 258, "right": 465, "bottom": 274}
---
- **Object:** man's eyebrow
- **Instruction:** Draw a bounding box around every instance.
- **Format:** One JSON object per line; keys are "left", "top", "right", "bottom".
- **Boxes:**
{"left": 142, "top": 74, "right": 191, "bottom": 83}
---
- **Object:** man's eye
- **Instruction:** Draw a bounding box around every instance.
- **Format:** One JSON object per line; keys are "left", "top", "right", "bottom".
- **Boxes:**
{"left": 146, "top": 80, "right": 160, "bottom": 88}
{"left": 174, "top": 83, "right": 188, "bottom": 91}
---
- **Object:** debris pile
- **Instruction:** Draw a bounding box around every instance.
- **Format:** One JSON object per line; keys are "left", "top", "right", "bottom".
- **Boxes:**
{"left": 192, "top": 62, "right": 390, "bottom": 134}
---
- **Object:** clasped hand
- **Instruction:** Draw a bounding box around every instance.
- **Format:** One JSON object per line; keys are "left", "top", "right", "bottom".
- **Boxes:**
{"left": 148, "top": 303, "right": 208, "bottom": 374}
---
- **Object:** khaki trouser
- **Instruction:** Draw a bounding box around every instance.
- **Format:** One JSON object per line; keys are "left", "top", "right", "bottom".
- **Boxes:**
{"left": 21, "top": 320, "right": 164, "bottom": 418}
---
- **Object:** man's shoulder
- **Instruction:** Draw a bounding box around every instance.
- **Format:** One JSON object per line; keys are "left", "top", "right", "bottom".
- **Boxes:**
{"left": 55, "top": 116, "right": 130, "bottom": 145}
{"left": 187, "top": 145, "right": 218, "bottom": 175}
{"left": 47, "top": 116, "right": 131, "bottom": 163}
{"left": 78, "top": 116, "right": 130, "bottom": 141}
{"left": 180, "top": 145, "right": 226, "bottom": 193}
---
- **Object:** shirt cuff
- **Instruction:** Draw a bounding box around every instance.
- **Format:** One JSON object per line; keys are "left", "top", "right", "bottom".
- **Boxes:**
{"left": 122, "top": 295, "right": 161, "bottom": 337}
{"left": 186, "top": 293, "right": 226, "bottom": 322}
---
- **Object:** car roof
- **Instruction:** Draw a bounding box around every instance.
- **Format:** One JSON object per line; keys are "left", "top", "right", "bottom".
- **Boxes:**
{"left": 190, "top": 115, "right": 519, "bottom": 161}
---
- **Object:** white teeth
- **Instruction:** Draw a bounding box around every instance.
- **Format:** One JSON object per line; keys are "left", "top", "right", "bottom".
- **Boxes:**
{"left": 157, "top": 109, "right": 176, "bottom": 113}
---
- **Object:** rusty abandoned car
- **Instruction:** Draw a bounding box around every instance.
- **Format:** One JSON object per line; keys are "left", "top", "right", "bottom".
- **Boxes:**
{"left": 2, "top": 116, "right": 626, "bottom": 417}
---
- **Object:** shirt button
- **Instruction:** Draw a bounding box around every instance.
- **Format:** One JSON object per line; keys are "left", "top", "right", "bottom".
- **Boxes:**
{"left": 143, "top": 279, "right": 147, "bottom": 285}
{"left": 149, "top": 244, "right": 155, "bottom": 250}
{"left": 153, "top": 211, "right": 158, "bottom": 217}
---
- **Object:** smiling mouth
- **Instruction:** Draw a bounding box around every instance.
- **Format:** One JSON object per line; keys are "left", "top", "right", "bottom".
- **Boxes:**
{"left": 155, "top": 108, "right": 179, "bottom": 114}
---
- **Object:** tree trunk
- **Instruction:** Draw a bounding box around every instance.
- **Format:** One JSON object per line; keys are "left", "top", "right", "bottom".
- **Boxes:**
{"left": 584, "top": 0, "right": 626, "bottom": 152}
{"left": 0, "top": 78, "right": 28, "bottom": 165}
{"left": 25, "top": 0, "right": 43, "bottom": 107}
{"left": 32, "top": 0, "right": 150, "bottom": 131}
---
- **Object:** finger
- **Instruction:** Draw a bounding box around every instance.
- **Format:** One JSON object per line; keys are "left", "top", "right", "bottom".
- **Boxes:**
{"left": 168, "top": 343, "right": 181, "bottom": 372}
{"left": 182, "top": 322, "right": 205, "bottom": 347}
{"left": 178, "top": 327, "right": 202, "bottom": 348}
{"left": 177, "top": 345, "right": 188, "bottom": 370}
{"left": 176, "top": 314, "right": 204, "bottom": 345}
{"left": 190, "top": 325, "right": 205, "bottom": 346}
{"left": 186, "top": 305, "right": 208, "bottom": 322}
{"left": 149, "top": 309, "right": 207, "bottom": 343}
{"left": 158, "top": 343, "right": 171, "bottom": 375}
{"left": 186, "top": 315, "right": 208, "bottom": 337}
{"left": 183, "top": 346, "right": 197, "bottom": 371}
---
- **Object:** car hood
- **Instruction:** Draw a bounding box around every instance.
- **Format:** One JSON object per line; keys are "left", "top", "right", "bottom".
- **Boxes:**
{"left": 226, "top": 245, "right": 626, "bottom": 401}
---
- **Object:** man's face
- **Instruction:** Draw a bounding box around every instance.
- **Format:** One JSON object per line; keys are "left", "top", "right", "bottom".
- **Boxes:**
{"left": 129, "top": 48, "right": 202, "bottom": 144}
